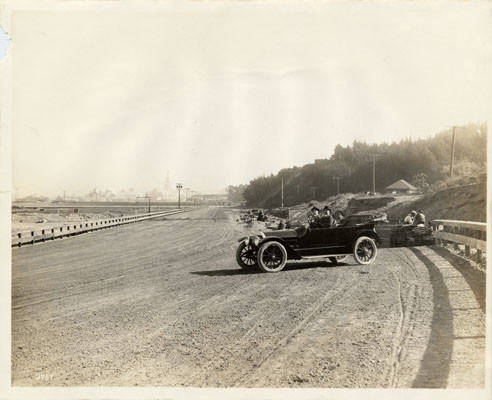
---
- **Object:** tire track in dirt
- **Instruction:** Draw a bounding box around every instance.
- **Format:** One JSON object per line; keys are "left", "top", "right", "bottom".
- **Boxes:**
{"left": 231, "top": 273, "right": 351, "bottom": 387}
{"left": 13, "top": 208, "right": 235, "bottom": 382}
{"left": 12, "top": 213, "right": 231, "bottom": 314}
{"left": 384, "top": 248, "right": 423, "bottom": 388}
{"left": 15, "top": 238, "right": 234, "bottom": 328}
{"left": 180, "top": 271, "right": 345, "bottom": 386}
{"left": 12, "top": 208, "right": 250, "bottom": 385}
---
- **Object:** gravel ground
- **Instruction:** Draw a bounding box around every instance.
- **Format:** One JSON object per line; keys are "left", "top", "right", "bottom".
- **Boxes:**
{"left": 11, "top": 207, "right": 485, "bottom": 387}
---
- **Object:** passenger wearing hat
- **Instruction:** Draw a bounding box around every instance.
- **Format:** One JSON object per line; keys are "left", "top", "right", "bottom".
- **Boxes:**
{"left": 319, "top": 206, "right": 334, "bottom": 228}
{"left": 404, "top": 210, "right": 416, "bottom": 224}
{"left": 308, "top": 206, "right": 321, "bottom": 227}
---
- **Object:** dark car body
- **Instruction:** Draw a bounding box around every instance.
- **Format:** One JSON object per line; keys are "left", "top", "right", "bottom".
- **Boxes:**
{"left": 255, "top": 222, "right": 381, "bottom": 260}
{"left": 236, "top": 212, "right": 387, "bottom": 272}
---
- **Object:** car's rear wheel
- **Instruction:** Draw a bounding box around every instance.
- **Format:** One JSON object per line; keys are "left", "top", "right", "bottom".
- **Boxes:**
{"left": 257, "top": 241, "right": 288, "bottom": 273}
{"left": 328, "top": 255, "right": 349, "bottom": 264}
{"left": 353, "top": 236, "right": 377, "bottom": 265}
{"left": 236, "top": 241, "right": 258, "bottom": 270}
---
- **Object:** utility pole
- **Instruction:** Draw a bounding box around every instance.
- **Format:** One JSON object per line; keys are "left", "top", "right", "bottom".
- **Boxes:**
{"left": 310, "top": 186, "right": 318, "bottom": 200}
{"left": 450, "top": 126, "right": 456, "bottom": 178}
{"left": 281, "top": 177, "right": 284, "bottom": 208}
{"left": 369, "top": 154, "right": 378, "bottom": 195}
{"left": 446, "top": 125, "right": 467, "bottom": 179}
{"left": 333, "top": 176, "right": 341, "bottom": 195}
{"left": 176, "top": 183, "right": 183, "bottom": 209}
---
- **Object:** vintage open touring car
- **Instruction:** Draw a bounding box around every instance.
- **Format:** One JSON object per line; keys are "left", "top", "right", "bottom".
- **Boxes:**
{"left": 236, "top": 214, "right": 384, "bottom": 273}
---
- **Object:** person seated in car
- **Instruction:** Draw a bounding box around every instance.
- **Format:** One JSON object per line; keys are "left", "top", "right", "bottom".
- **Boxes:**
{"left": 308, "top": 206, "right": 321, "bottom": 227}
{"left": 308, "top": 206, "right": 320, "bottom": 219}
{"left": 413, "top": 209, "right": 426, "bottom": 227}
{"left": 334, "top": 210, "right": 345, "bottom": 226}
{"left": 319, "top": 206, "right": 334, "bottom": 228}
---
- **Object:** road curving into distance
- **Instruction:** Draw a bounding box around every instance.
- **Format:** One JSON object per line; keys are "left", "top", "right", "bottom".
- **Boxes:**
{"left": 11, "top": 207, "right": 485, "bottom": 387}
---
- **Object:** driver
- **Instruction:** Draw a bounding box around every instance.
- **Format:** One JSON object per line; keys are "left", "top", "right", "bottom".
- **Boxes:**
{"left": 334, "top": 210, "right": 345, "bottom": 226}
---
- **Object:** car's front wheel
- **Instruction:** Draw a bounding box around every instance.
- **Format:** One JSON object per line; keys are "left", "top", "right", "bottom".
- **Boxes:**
{"left": 257, "top": 241, "right": 288, "bottom": 273}
{"left": 353, "top": 236, "right": 377, "bottom": 265}
{"left": 236, "top": 241, "right": 258, "bottom": 270}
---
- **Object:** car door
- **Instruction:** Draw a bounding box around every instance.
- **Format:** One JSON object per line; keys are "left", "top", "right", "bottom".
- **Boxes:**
{"left": 298, "top": 227, "right": 345, "bottom": 256}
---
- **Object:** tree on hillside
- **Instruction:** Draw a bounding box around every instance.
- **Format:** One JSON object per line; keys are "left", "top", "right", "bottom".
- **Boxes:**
{"left": 412, "top": 173, "right": 429, "bottom": 190}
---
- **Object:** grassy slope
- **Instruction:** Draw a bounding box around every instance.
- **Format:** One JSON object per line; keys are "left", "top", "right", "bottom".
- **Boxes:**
{"left": 385, "top": 178, "right": 486, "bottom": 223}
{"left": 284, "top": 175, "right": 486, "bottom": 224}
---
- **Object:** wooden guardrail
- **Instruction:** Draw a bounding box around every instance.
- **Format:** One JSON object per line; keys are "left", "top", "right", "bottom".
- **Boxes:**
{"left": 432, "top": 219, "right": 486, "bottom": 260}
{"left": 12, "top": 208, "right": 193, "bottom": 248}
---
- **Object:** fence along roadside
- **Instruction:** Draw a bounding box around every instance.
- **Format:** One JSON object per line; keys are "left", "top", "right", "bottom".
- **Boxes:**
{"left": 432, "top": 219, "right": 486, "bottom": 261}
{"left": 11, "top": 208, "right": 193, "bottom": 248}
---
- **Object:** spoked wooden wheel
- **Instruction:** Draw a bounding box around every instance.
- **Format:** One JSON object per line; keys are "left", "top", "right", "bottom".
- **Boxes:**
{"left": 257, "top": 242, "right": 288, "bottom": 273}
{"left": 353, "top": 236, "right": 377, "bottom": 265}
{"left": 236, "top": 241, "right": 258, "bottom": 270}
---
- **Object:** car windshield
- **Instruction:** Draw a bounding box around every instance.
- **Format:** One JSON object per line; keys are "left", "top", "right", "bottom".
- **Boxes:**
{"left": 344, "top": 215, "right": 375, "bottom": 226}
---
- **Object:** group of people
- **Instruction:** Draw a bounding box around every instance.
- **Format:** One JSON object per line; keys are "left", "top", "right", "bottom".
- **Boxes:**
{"left": 308, "top": 206, "right": 426, "bottom": 228}
{"left": 308, "top": 206, "right": 345, "bottom": 228}
{"left": 403, "top": 209, "right": 426, "bottom": 227}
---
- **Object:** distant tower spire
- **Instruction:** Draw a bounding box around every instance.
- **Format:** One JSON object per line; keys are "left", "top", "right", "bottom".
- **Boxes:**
{"left": 164, "top": 170, "right": 173, "bottom": 200}
{"left": 164, "top": 171, "right": 172, "bottom": 190}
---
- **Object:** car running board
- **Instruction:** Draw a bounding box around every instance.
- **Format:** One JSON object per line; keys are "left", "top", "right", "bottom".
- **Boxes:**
{"left": 301, "top": 254, "right": 349, "bottom": 259}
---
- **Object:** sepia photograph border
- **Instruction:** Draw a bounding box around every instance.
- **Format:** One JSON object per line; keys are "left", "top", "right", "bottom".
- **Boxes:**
{"left": 0, "top": 1, "right": 491, "bottom": 399}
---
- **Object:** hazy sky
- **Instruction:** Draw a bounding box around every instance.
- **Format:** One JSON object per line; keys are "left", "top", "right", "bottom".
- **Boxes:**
{"left": 10, "top": 1, "right": 491, "bottom": 197}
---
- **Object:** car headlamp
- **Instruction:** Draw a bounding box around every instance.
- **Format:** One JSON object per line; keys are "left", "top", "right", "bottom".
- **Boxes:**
{"left": 244, "top": 238, "right": 250, "bottom": 245}
{"left": 253, "top": 237, "right": 260, "bottom": 246}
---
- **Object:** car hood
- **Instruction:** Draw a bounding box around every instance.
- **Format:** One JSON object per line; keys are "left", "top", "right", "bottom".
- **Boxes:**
{"left": 263, "top": 229, "right": 298, "bottom": 239}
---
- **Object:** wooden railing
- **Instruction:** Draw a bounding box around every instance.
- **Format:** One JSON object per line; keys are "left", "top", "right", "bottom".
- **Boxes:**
{"left": 432, "top": 219, "right": 486, "bottom": 260}
{"left": 12, "top": 208, "right": 193, "bottom": 248}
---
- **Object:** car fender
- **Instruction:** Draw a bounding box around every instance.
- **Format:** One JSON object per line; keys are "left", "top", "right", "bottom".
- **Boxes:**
{"left": 258, "top": 237, "right": 301, "bottom": 260}
{"left": 353, "top": 229, "right": 381, "bottom": 246}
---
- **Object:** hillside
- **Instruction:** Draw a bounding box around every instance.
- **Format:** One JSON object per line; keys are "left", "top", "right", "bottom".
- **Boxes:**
{"left": 281, "top": 175, "right": 486, "bottom": 224}
{"left": 385, "top": 176, "right": 486, "bottom": 223}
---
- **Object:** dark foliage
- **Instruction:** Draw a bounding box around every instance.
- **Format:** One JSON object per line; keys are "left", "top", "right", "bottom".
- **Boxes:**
{"left": 242, "top": 123, "right": 487, "bottom": 208}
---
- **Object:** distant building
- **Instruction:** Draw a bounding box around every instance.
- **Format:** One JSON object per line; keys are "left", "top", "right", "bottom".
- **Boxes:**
{"left": 15, "top": 194, "right": 50, "bottom": 203}
{"left": 147, "top": 188, "right": 164, "bottom": 201}
{"left": 385, "top": 179, "right": 417, "bottom": 193}
{"left": 190, "top": 194, "right": 228, "bottom": 205}
{"left": 116, "top": 188, "right": 139, "bottom": 202}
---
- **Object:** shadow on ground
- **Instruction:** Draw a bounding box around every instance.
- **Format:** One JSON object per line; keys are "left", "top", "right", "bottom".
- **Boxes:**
{"left": 190, "top": 260, "right": 348, "bottom": 276}
{"left": 409, "top": 247, "right": 453, "bottom": 388}
{"left": 430, "top": 245, "right": 485, "bottom": 312}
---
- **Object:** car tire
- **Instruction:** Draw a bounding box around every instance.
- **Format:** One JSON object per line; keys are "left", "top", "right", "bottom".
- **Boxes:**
{"left": 257, "top": 241, "right": 288, "bottom": 273}
{"left": 236, "top": 241, "right": 258, "bottom": 270}
{"left": 328, "top": 255, "right": 349, "bottom": 264}
{"left": 353, "top": 236, "right": 377, "bottom": 265}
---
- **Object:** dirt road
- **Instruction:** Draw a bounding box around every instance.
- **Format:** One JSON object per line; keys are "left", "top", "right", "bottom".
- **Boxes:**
{"left": 11, "top": 207, "right": 485, "bottom": 387}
